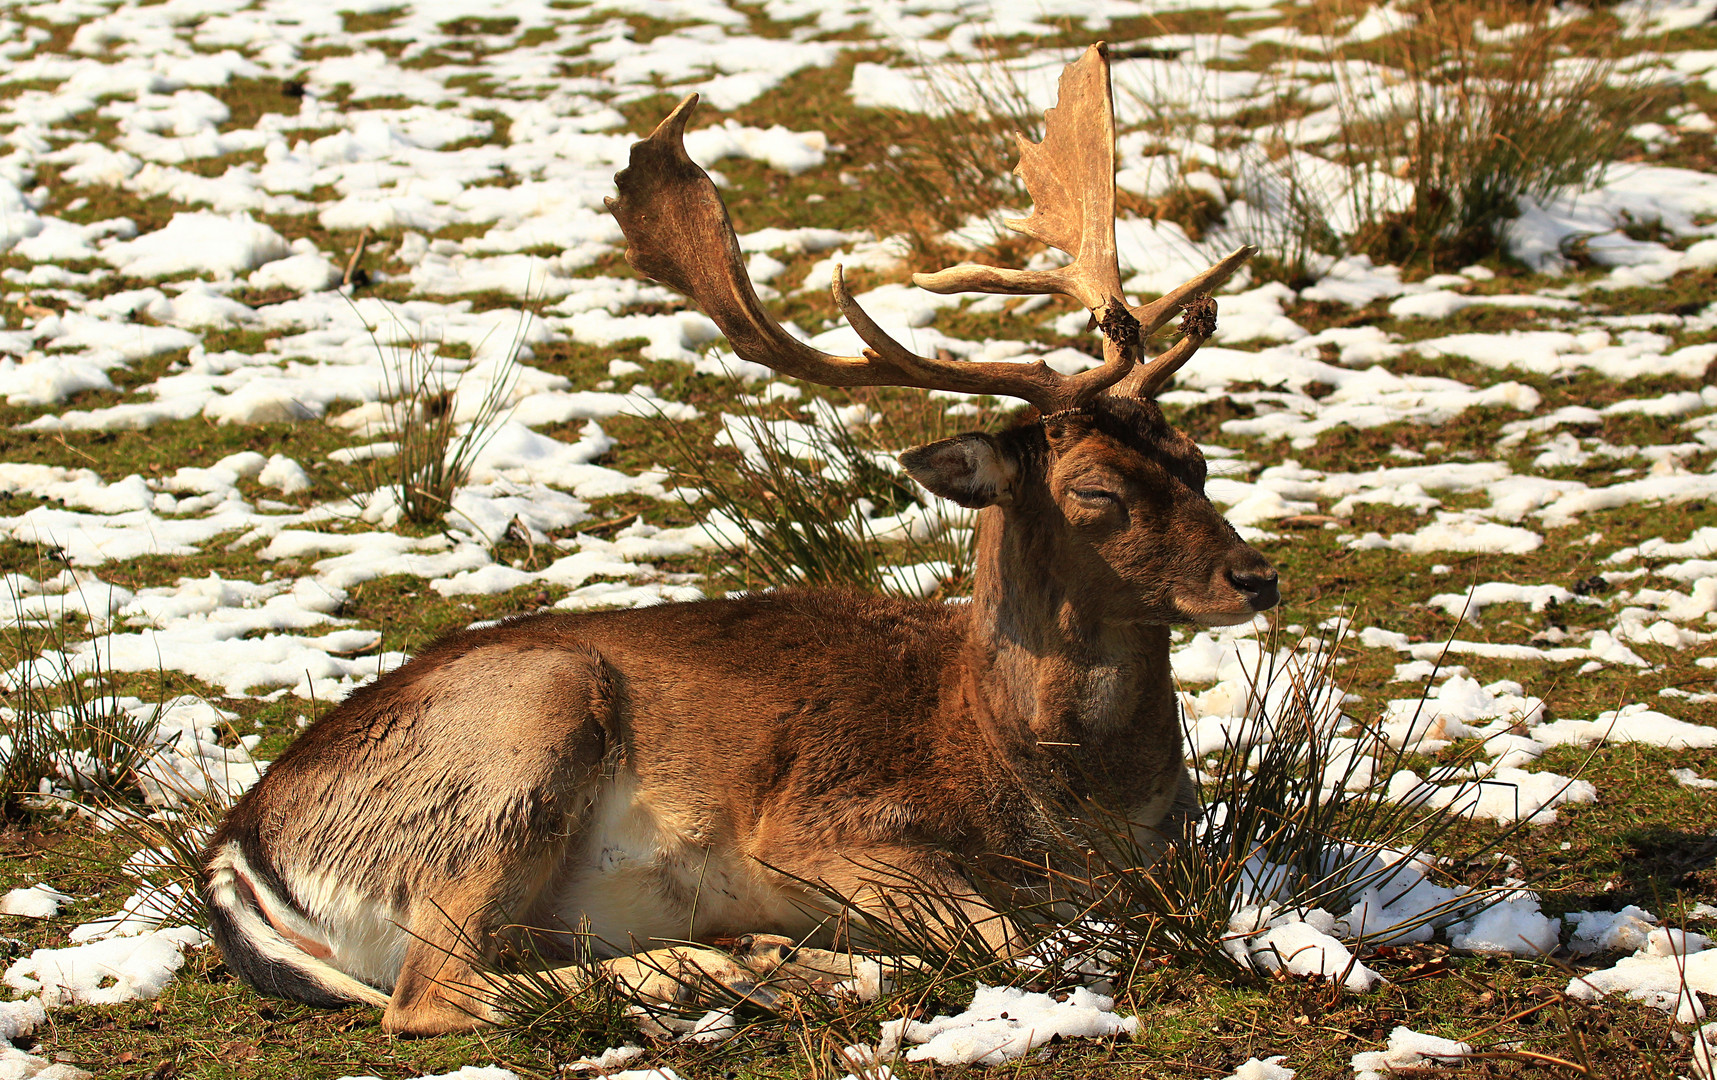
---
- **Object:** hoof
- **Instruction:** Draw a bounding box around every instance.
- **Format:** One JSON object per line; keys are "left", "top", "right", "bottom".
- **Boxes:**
{"left": 732, "top": 933, "right": 799, "bottom": 972}
{"left": 724, "top": 975, "right": 782, "bottom": 1011}
{"left": 381, "top": 1000, "right": 493, "bottom": 1037}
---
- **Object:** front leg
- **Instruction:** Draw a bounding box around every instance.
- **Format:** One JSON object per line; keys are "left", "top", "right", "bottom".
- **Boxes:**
{"left": 1127, "top": 766, "right": 1198, "bottom": 869}
{"left": 726, "top": 933, "right": 911, "bottom": 1002}
{"left": 485, "top": 944, "right": 786, "bottom": 1022}
{"left": 485, "top": 934, "right": 914, "bottom": 1033}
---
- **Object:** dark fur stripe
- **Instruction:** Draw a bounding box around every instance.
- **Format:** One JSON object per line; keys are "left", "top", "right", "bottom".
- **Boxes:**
{"left": 202, "top": 878, "right": 356, "bottom": 1009}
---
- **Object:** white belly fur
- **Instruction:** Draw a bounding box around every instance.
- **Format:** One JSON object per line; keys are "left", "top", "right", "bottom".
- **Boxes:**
{"left": 554, "top": 772, "right": 820, "bottom": 956}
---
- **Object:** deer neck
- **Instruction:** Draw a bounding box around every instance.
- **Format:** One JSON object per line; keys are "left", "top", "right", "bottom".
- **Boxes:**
{"left": 964, "top": 507, "right": 1176, "bottom": 750}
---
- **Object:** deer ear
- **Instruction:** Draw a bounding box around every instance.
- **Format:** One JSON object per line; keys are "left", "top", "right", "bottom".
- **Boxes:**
{"left": 900, "top": 433, "right": 1019, "bottom": 509}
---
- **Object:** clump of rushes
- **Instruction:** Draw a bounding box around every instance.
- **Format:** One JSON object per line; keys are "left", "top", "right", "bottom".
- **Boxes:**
{"left": 1327, "top": 0, "right": 1656, "bottom": 270}
{"left": 1131, "top": 0, "right": 1657, "bottom": 282}
{"left": 1034, "top": 628, "right": 1575, "bottom": 981}
{"left": 442, "top": 920, "right": 646, "bottom": 1054}
{"left": 2, "top": 564, "right": 160, "bottom": 820}
{"left": 658, "top": 388, "right": 974, "bottom": 599}
{"left": 2, "top": 554, "right": 223, "bottom": 929}
{"left": 372, "top": 330, "right": 521, "bottom": 529}
{"left": 83, "top": 768, "right": 235, "bottom": 931}
{"left": 838, "top": 627, "right": 1573, "bottom": 992}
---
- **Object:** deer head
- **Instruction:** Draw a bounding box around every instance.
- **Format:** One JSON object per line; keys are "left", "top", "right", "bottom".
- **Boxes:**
{"left": 607, "top": 43, "right": 1278, "bottom": 629}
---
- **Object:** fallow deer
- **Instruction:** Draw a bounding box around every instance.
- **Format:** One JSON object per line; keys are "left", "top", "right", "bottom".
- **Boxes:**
{"left": 200, "top": 43, "right": 1278, "bottom": 1036}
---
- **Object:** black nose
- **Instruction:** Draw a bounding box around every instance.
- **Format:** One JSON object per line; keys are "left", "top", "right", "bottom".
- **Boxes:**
{"left": 1228, "top": 567, "right": 1279, "bottom": 611}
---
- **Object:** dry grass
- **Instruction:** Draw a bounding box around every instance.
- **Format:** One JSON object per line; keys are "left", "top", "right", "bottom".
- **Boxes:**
{"left": 655, "top": 387, "right": 974, "bottom": 598}
{"left": 2, "top": 563, "right": 162, "bottom": 821}
{"left": 1326, "top": 0, "right": 1658, "bottom": 270}
{"left": 363, "top": 329, "right": 522, "bottom": 529}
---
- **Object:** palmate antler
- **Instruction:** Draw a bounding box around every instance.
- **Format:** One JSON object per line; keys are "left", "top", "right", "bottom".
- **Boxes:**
{"left": 606, "top": 43, "right": 1253, "bottom": 412}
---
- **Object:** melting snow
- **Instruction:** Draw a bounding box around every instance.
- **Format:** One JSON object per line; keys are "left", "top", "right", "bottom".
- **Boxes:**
{"left": 1214, "top": 1058, "right": 1295, "bottom": 1080}
{"left": 2, "top": 0, "right": 1716, "bottom": 1072}
{"left": 1351, "top": 1027, "right": 1471, "bottom": 1080}
{"left": 4, "top": 926, "right": 206, "bottom": 1007}
{"left": 1224, "top": 907, "right": 1385, "bottom": 991}
{"left": 1567, "top": 925, "right": 1717, "bottom": 1023}
{"left": 0, "top": 886, "right": 72, "bottom": 919}
{"left": 877, "top": 984, "right": 1139, "bottom": 1066}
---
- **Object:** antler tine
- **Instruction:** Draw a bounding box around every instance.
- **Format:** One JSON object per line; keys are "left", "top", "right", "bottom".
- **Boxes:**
{"left": 608, "top": 91, "right": 1133, "bottom": 412}
{"left": 832, "top": 266, "right": 1133, "bottom": 412}
{"left": 1128, "top": 245, "right": 1255, "bottom": 338}
{"left": 1111, "top": 295, "right": 1219, "bottom": 400}
{"left": 1095, "top": 246, "right": 1251, "bottom": 401}
{"left": 606, "top": 94, "right": 880, "bottom": 391}
{"left": 908, "top": 46, "right": 1254, "bottom": 405}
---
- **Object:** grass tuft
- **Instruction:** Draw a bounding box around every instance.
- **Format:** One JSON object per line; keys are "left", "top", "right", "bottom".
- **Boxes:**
{"left": 1326, "top": 0, "right": 1657, "bottom": 270}
{"left": 3, "top": 564, "right": 161, "bottom": 821}
{"left": 657, "top": 387, "right": 974, "bottom": 598}
{"left": 362, "top": 323, "right": 524, "bottom": 530}
{"left": 846, "top": 626, "right": 1576, "bottom": 997}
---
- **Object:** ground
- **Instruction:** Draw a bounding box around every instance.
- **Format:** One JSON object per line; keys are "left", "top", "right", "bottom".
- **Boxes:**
{"left": 3, "top": 0, "right": 1717, "bottom": 1078}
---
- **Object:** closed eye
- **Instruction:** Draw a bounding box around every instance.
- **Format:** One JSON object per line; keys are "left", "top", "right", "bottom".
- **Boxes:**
{"left": 1072, "top": 488, "right": 1120, "bottom": 505}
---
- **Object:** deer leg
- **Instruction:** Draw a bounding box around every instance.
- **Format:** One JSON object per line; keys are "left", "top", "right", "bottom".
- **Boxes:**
{"left": 482, "top": 943, "right": 785, "bottom": 1027}
{"left": 383, "top": 836, "right": 600, "bottom": 1036}
{"left": 482, "top": 929, "right": 929, "bottom": 1026}
{"left": 484, "top": 928, "right": 914, "bottom": 1019}
{"left": 382, "top": 882, "right": 510, "bottom": 1036}
{"left": 725, "top": 933, "right": 914, "bottom": 1002}
{"left": 483, "top": 937, "right": 903, "bottom": 1033}
{"left": 877, "top": 883, "right": 1024, "bottom": 958}
{"left": 478, "top": 854, "right": 1005, "bottom": 1027}
{"left": 603, "top": 945, "right": 784, "bottom": 1011}
{"left": 375, "top": 641, "right": 618, "bottom": 1036}
{"left": 1128, "top": 766, "right": 1199, "bottom": 869}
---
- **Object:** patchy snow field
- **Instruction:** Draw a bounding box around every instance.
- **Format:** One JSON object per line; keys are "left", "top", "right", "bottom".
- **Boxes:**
{"left": 3, "top": 0, "right": 1717, "bottom": 1077}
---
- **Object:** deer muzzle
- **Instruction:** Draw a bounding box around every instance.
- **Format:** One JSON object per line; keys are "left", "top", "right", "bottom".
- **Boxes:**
{"left": 1226, "top": 562, "right": 1280, "bottom": 612}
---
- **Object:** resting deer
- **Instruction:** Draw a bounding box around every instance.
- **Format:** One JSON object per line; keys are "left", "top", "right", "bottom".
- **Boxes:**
{"left": 200, "top": 44, "right": 1277, "bottom": 1036}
